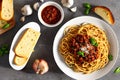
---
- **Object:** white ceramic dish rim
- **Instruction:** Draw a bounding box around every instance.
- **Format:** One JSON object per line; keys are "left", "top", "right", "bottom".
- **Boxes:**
{"left": 9, "top": 22, "right": 40, "bottom": 70}
{"left": 38, "top": 1, "right": 64, "bottom": 27}
{"left": 53, "top": 16, "right": 119, "bottom": 80}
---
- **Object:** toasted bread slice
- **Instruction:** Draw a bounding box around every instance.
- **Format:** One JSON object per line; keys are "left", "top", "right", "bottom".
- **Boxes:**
{"left": 14, "top": 56, "right": 27, "bottom": 66}
{"left": 1, "top": 0, "right": 14, "bottom": 21}
{"left": 93, "top": 6, "right": 115, "bottom": 25}
{"left": 14, "top": 28, "right": 40, "bottom": 58}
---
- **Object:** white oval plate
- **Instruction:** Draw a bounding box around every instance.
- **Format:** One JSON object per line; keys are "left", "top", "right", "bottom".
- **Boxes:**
{"left": 9, "top": 22, "right": 40, "bottom": 70}
{"left": 53, "top": 16, "right": 119, "bottom": 80}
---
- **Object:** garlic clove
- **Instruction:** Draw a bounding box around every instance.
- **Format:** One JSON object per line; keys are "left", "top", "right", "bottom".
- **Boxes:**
{"left": 20, "top": 16, "right": 25, "bottom": 22}
{"left": 70, "top": 6, "right": 77, "bottom": 12}
{"left": 21, "top": 5, "right": 33, "bottom": 16}
{"left": 33, "top": 2, "right": 40, "bottom": 11}
{"left": 61, "top": 0, "right": 74, "bottom": 8}
{"left": 40, "top": 0, "right": 44, "bottom": 2}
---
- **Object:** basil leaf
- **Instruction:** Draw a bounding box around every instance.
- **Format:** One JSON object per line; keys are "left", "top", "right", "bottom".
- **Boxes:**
{"left": 83, "top": 3, "right": 91, "bottom": 9}
{"left": 83, "top": 3, "right": 91, "bottom": 15}
{"left": 114, "top": 67, "right": 120, "bottom": 73}
{"left": 77, "top": 51, "right": 84, "bottom": 57}
{"left": 89, "top": 38, "right": 98, "bottom": 46}
{"left": 94, "top": 42, "right": 98, "bottom": 47}
{"left": 108, "top": 54, "right": 113, "bottom": 61}
{"left": 84, "top": 8, "right": 90, "bottom": 15}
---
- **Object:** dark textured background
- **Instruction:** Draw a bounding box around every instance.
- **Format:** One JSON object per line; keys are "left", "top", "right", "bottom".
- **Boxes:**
{"left": 0, "top": 0, "right": 120, "bottom": 80}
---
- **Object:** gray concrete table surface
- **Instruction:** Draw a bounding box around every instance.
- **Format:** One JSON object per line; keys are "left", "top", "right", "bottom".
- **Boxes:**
{"left": 0, "top": 0, "right": 120, "bottom": 80}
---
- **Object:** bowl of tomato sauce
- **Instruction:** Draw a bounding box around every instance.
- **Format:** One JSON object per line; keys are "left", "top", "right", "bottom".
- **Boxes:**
{"left": 38, "top": 1, "right": 64, "bottom": 27}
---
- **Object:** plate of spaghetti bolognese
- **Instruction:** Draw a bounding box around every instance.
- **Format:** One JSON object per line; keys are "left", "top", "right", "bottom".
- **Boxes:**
{"left": 53, "top": 16, "right": 119, "bottom": 80}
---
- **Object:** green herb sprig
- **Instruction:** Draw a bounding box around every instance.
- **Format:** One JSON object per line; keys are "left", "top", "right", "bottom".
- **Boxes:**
{"left": 114, "top": 67, "right": 120, "bottom": 73}
{"left": 0, "top": 44, "right": 9, "bottom": 56}
{"left": 2, "top": 23, "right": 10, "bottom": 29}
{"left": 89, "top": 38, "right": 98, "bottom": 47}
{"left": 83, "top": 3, "right": 92, "bottom": 15}
{"left": 77, "top": 51, "right": 84, "bottom": 57}
{"left": 108, "top": 54, "right": 113, "bottom": 61}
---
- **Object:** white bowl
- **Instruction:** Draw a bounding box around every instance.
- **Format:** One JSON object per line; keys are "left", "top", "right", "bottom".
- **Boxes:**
{"left": 38, "top": 1, "right": 64, "bottom": 27}
{"left": 53, "top": 16, "right": 119, "bottom": 80}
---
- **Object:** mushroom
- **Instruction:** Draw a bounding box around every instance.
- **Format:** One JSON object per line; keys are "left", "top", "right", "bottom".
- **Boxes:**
{"left": 33, "top": 2, "right": 40, "bottom": 11}
{"left": 33, "top": 59, "right": 49, "bottom": 75}
{"left": 20, "top": 16, "right": 25, "bottom": 22}
{"left": 70, "top": 6, "right": 77, "bottom": 12}
{"left": 21, "top": 5, "right": 33, "bottom": 16}
{"left": 61, "top": 0, "right": 74, "bottom": 8}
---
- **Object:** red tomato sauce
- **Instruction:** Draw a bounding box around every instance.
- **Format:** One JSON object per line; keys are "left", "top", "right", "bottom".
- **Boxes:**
{"left": 41, "top": 5, "right": 61, "bottom": 24}
{"left": 70, "top": 34, "right": 99, "bottom": 63}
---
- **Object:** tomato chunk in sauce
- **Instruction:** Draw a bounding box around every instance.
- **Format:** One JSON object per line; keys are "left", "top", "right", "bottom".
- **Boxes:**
{"left": 41, "top": 5, "right": 61, "bottom": 24}
{"left": 70, "top": 34, "right": 99, "bottom": 63}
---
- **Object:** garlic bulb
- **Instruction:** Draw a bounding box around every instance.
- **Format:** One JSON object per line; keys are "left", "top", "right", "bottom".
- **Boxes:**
{"left": 70, "top": 7, "right": 77, "bottom": 12}
{"left": 61, "top": 0, "right": 74, "bottom": 8}
{"left": 33, "top": 2, "right": 40, "bottom": 11}
{"left": 21, "top": 5, "right": 33, "bottom": 16}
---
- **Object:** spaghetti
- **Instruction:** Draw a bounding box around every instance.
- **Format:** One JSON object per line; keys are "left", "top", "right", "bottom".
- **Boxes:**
{"left": 59, "top": 23, "right": 110, "bottom": 74}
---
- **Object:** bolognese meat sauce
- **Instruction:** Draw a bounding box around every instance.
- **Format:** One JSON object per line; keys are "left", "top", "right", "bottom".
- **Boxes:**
{"left": 70, "top": 34, "right": 99, "bottom": 63}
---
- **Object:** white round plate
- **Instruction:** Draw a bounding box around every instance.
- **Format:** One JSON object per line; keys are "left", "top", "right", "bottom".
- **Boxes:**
{"left": 9, "top": 22, "right": 40, "bottom": 70}
{"left": 53, "top": 16, "right": 119, "bottom": 80}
